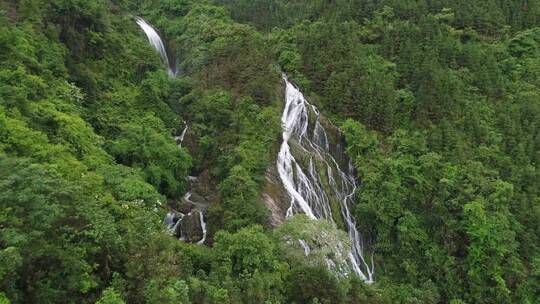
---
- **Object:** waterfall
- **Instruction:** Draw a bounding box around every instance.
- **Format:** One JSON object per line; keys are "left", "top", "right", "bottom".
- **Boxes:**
{"left": 164, "top": 211, "right": 177, "bottom": 233}
{"left": 136, "top": 18, "right": 207, "bottom": 244}
{"left": 277, "top": 75, "right": 374, "bottom": 282}
{"left": 175, "top": 121, "right": 188, "bottom": 148}
{"left": 164, "top": 211, "right": 185, "bottom": 236}
{"left": 163, "top": 187, "right": 208, "bottom": 245}
{"left": 197, "top": 212, "right": 207, "bottom": 245}
{"left": 298, "top": 239, "right": 311, "bottom": 256}
{"left": 135, "top": 17, "right": 177, "bottom": 77}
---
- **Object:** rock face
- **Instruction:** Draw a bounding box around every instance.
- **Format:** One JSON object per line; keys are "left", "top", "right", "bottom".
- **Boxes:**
{"left": 262, "top": 165, "right": 290, "bottom": 227}
{"left": 175, "top": 199, "right": 194, "bottom": 214}
{"left": 180, "top": 210, "right": 204, "bottom": 242}
{"left": 165, "top": 209, "right": 206, "bottom": 243}
{"left": 164, "top": 171, "right": 210, "bottom": 245}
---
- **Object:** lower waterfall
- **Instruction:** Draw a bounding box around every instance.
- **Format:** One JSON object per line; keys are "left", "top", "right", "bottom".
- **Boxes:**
{"left": 277, "top": 75, "right": 374, "bottom": 282}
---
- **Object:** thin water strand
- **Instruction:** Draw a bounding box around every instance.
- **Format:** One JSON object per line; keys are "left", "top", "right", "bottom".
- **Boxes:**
{"left": 197, "top": 212, "right": 207, "bottom": 245}
{"left": 135, "top": 17, "right": 176, "bottom": 77}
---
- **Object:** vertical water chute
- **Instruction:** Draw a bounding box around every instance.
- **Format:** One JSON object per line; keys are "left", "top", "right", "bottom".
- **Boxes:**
{"left": 197, "top": 211, "right": 207, "bottom": 245}
{"left": 277, "top": 75, "right": 375, "bottom": 282}
{"left": 175, "top": 121, "right": 188, "bottom": 148}
{"left": 135, "top": 17, "right": 176, "bottom": 77}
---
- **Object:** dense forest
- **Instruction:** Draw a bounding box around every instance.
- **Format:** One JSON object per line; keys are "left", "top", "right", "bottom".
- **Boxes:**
{"left": 1, "top": 0, "right": 540, "bottom": 303}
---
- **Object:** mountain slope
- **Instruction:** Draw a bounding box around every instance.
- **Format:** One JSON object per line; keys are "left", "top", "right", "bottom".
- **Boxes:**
{"left": 1, "top": 0, "right": 540, "bottom": 303}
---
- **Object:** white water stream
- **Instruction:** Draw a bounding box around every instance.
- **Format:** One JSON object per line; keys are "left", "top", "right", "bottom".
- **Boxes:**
{"left": 277, "top": 75, "right": 374, "bottom": 282}
{"left": 135, "top": 17, "right": 176, "bottom": 77}
{"left": 137, "top": 18, "right": 372, "bottom": 274}
{"left": 175, "top": 121, "right": 188, "bottom": 148}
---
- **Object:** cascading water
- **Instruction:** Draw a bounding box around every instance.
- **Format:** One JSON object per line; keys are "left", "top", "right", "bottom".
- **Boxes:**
{"left": 163, "top": 175, "right": 208, "bottom": 245}
{"left": 197, "top": 211, "right": 207, "bottom": 245}
{"left": 175, "top": 121, "right": 188, "bottom": 148}
{"left": 136, "top": 17, "right": 187, "bottom": 151}
{"left": 164, "top": 192, "right": 207, "bottom": 244}
{"left": 135, "top": 17, "right": 177, "bottom": 77}
{"left": 135, "top": 19, "right": 208, "bottom": 243}
{"left": 277, "top": 75, "right": 374, "bottom": 282}
{"left": 164, "top": 211, "right": 185, "bottom": 239}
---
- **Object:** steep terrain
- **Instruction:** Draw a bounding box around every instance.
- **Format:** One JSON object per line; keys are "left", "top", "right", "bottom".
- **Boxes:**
{"left": 1, "top": 1, "right": 540, "bottom": 303}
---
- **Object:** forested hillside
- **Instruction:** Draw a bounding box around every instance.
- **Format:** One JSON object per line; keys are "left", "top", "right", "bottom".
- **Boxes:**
{"left": 1, "top": 0, "right": 540, "bottom": 303}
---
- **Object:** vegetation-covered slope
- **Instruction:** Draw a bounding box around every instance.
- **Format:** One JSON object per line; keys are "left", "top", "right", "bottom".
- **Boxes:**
{"left": 1, "top": 0, "right": 540, "bottom": 303}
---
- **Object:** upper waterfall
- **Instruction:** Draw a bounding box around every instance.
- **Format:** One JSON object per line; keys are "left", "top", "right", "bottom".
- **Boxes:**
{"left": 135, "top": 17, "right": 177, "bottom": 77}
{"left": 277, "top": 75, "right": 375, "bottom": 282}
{"left": 135, "top": 18, "right": 208, "bottom": 244}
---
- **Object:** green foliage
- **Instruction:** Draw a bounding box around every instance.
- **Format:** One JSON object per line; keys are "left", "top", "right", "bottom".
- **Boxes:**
{"left": 286, "top": 264, "right": 346, "bottom": 304}
{"left": 338, "top": 18, "right": 540, "bottom": 300}
{"left": 144, "top": 279, "right": 190, "bottom": 303}
{"left": 463, "top": 197, "right": 518, "bottom": 303}
{"left": 181, "top": 89, "right": 280, "bottom": 232}
{"left": 219, "top": 0, "right": 540, "bottom": 34}
{"left": 271, "top": 20, "right": 401, "bottom": 132}
{"left": 219, "top": 165, "right": 268, "bottom": 231}
{"left": 275, "top": 215, "right": 352, "bottom": 271}
{"left": 96, "top": 288, "right": 125, "bottom": 304}
{"left": 0, "top": 156, "right": 102, "bottom": 301}
{"left": 213, "top": 226, "right": 280, "bottom": 276}
{"left": 508, "top": 27, "right": 540, "bottom": 57}
{"left": 3, "top": 0, "right": 540, "bottom": 303}
{"left": 107, "top": 114, "right": 191, "bottom": 197}
{"left": 0, "top": 294, "right": 10, "bottom": 304}
{"left": 211, "top": 226, "right": 286, "bottom": 303}
{"left": 0, "top": 1, "right": 192, "bottom": 302}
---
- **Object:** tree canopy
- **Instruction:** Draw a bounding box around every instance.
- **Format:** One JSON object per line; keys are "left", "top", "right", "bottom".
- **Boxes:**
{"left": 1, "top": 0, "right": 540, "bottom": 303}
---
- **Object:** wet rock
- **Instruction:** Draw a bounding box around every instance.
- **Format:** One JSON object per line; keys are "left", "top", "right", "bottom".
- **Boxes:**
{"left": 261, "top": 166, "right": 289, "bottom": 227}
{"left": 181, "top": 210, "right": 204, "bottom": 243}
{"left": 165, "top": 211, "right": 184, "bottom": 238}
{"left": 189, "top": 193, "right": 208, "bottom": 209}
{"left": 191, "top": 170, "right": 220, "bottom": 206}
{"left": 171, "top": 220, "right": 183, "bottom": 238}
{"left": 172, "top": 210, "right": 184, "bottom": 221}
{"left": 176, "top": 199, "right": 194, "bottom": 214}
